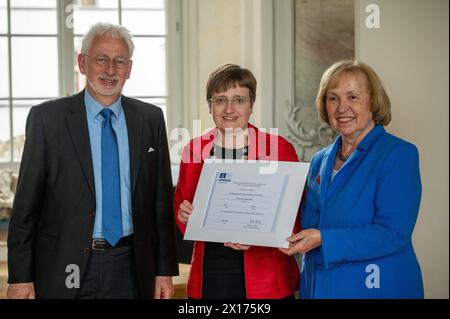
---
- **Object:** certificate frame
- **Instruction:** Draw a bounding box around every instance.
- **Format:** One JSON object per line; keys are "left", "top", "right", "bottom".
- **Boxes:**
{"left": 184, "top": 160, "right": 310, "bottom": 248}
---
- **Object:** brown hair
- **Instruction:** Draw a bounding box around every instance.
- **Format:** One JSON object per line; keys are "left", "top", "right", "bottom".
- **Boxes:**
{"left": 206, "top": 64, "right": 257, "bottom": 104}
{"left": 316, "top": 60, "right": 391, "bottom": 126}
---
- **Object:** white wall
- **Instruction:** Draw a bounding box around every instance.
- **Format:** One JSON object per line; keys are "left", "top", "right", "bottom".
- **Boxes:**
{"left": 183, "top": 0, "right": 243, "bottom": 134}
{"left": 182, "top": 0, "right": 272, "bottom": 134}
{"left": 356, "top": 0, "right": 449, "bottom": 298}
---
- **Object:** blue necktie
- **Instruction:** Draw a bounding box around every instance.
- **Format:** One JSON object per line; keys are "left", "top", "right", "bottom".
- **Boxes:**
{"left": 101, "top": 108, "right": 122, "bottom": 246}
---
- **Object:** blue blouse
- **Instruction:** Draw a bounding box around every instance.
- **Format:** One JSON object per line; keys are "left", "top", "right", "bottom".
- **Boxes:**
{"left": 300, "top": 124, "right": 424, "bottom": 298}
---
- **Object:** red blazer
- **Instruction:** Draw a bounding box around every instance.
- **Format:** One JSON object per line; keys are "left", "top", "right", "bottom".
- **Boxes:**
{"left": 174, "top": 124, "right": 301, "bottom": 299}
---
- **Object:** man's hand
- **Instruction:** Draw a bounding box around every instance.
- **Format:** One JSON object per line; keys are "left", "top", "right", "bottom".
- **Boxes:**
{"left": 154, "top": 276, "right": 174, "bottom": 299}
{"left": 7, "top": 282, "right": 35, "bottom": 299}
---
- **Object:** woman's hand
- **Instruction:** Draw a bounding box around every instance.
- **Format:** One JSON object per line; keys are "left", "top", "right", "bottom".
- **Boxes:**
{"left": 224, "top": 242, "right": 252, "bottom": 251}
{"left": 177, "top": 200, "right": 193, "bottom": 225}
{"left": 279, "top": 229, "right": 322, "bottom": 256}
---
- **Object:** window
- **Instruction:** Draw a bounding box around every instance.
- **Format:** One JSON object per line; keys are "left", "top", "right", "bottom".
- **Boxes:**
{"left": 0, "top": 0, "right": 181, "bottom": 166}
{"left": 71, "top": 0, "right": 168, "bottom": 118}
{"left": 0, "top": 0, "right": 58, "bottom": 163}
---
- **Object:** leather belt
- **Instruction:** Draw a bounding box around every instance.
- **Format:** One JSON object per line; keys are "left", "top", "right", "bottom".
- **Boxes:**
{"left": 90, "top": 235, "right": 134, "bottom": 251}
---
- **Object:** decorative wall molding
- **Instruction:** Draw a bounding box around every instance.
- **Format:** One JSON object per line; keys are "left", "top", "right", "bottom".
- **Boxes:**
{"left": 274, "top": 0, "right": 353, "bottom": 161}
{"left": 285, "top": 102, "right": 335, "bottom": 161}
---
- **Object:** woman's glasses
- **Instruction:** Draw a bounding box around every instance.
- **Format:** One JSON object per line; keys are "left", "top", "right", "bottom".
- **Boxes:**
{"left": 209, "top": 96, "right": 250, "bottom": 107}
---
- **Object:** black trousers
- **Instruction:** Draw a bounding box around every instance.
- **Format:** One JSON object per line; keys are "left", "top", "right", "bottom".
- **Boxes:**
{"left": 76, "top": 245, "right": 140, "bottom": 299}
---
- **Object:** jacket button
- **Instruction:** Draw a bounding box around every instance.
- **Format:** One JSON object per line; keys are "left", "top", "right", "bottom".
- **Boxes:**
{"left": 316, "top": 264, "right": 323, "bottom": 270}
{"left": 315, "top": 207, "right": 320, "bottom": 214}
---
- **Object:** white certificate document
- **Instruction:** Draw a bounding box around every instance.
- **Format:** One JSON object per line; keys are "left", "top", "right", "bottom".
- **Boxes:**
{"left": 184, "top": 160, "right": 310, "bottom": 248}
{"left": 202, "top": 172, "right": 286, "bottom": 233}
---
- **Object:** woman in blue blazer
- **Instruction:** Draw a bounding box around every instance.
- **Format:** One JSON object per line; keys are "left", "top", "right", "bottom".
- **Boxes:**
{"left": 280, "top": 60, "right": 423, "bottom": 298}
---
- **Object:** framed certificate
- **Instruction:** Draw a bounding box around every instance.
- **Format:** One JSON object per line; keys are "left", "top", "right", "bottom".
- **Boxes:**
{"left": 184, "top": 160, "right": 310, "bottom": 248}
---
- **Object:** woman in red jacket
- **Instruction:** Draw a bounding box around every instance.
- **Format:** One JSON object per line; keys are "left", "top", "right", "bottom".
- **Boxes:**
{"left": 174, "top": 64, "right": 300, "bottom": 299}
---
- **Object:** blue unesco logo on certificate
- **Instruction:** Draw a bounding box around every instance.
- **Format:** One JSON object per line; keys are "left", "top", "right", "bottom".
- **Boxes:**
{"left": 218, "top": 172, "right": 232, "bottom": 183}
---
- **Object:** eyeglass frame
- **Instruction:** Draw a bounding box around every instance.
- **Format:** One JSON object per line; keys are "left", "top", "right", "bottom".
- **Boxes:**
{"left": 83, "top": 54, "right": 131, "bottom": 69}
{"left": 209, "top": 95, "right": 252, "bottom": 107}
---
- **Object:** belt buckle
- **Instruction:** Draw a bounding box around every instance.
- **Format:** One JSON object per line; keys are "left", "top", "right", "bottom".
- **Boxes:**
{"left": 91, "top": 239, "right": 106, "bottom": 251}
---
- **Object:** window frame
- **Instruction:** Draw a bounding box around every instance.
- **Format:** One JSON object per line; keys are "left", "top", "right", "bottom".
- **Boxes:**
{"left": 0, "top": 0, "right": 60, "bottom": 170}
{"left": 0, "top": 0, "right": 182, "bottom": 170}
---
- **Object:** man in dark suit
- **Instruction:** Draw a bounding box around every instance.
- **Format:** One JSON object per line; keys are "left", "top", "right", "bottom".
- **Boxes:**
{"left": 7, "top": 22, "right": 178, "bottom": 299}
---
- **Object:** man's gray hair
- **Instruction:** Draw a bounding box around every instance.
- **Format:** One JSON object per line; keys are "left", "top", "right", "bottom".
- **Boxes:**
{"left": 81, "top": 22, "right": 135, "bottom": 57}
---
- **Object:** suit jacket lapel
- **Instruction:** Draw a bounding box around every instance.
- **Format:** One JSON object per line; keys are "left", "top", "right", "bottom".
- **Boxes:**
{"left": 66, "top": 91, "right": 95, "bottom": 198}
{"left": 320, "top": 137, "right": 340, "bottom": 206}
{"left": 324, "top": 125, "right": 385, "bottom": 199}
{"left": 122, "top": 96, "right": 143, "bottom": 196}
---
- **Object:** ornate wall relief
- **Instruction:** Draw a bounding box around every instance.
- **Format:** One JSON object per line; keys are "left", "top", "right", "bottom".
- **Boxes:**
{"left": 286, "top": 0, "right": 355, "bottom": 161}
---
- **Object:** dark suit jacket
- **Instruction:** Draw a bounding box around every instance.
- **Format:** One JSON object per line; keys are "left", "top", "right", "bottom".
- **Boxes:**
{"left": 7, "top": 91, "right": 179, "bottom": 298}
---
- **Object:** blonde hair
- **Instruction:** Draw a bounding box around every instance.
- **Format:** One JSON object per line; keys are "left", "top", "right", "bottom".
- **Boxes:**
{"left": 316, "top": 60, "right": 391, "bottom": 126}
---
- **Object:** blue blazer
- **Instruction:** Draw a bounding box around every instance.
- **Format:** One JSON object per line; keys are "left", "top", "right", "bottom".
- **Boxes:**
{"left": 300, "top": 124, "right": 423, "bottom": 298}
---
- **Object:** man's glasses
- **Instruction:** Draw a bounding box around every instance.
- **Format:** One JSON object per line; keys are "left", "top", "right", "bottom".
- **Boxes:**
{"left": 209, "top": 96, "right": 251, "bottom": 107}
{"left": 84, "top": 54, "right": 130, "bottom": 69}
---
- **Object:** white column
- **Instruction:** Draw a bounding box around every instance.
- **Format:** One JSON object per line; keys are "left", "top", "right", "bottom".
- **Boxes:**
{"left": 241, "top": 0, "right": 275, "bottom": 129}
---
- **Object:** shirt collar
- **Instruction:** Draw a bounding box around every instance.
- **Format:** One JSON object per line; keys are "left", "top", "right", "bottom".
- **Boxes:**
{"left": 84, "top": 89, "right": 123, "bottom": 120}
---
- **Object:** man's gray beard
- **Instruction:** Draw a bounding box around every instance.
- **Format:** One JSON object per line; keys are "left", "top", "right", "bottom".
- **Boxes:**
{"left": 87, "top": 77, "right": 122, "bottom": 97}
